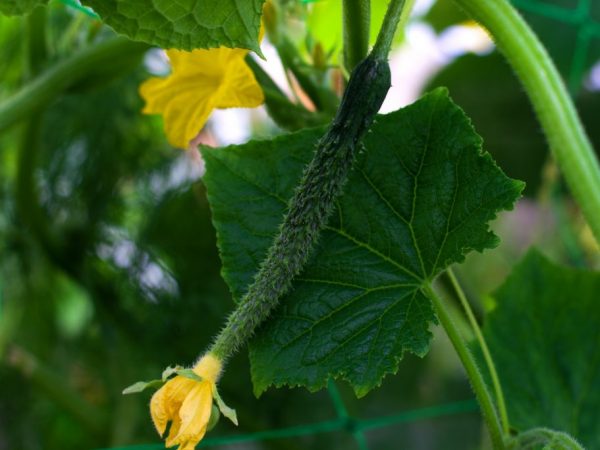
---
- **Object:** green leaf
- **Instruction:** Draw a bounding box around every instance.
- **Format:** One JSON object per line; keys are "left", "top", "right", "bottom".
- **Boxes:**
{"left": 122, "top": 379, "right": 164, "bottom": 394}
{"left": 0, "top": 0, "right": 47, "bottom": 16}
{"left": 213, "top": 388, "right": 238, "bottom": 425}
{"left": 81, "top": 0, "right": 265, "bottom": 52}
{"left": 203, "top": 88, "right": 523, "bottom": 397}
{"left": 483, "top": 250, "right": 600, "bottom": 449}
{"left": 161, "top": 365, "right": 183, "bottom": 381}
{"left": 508, "top": 427, "right": 585, "bottom": 450}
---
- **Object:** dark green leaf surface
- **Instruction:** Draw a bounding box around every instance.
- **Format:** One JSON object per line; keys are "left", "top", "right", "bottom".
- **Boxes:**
{"left": 483, "top": 250, "right": 600, "bottom": 449}
{"left": 0, "top": 0, "right": 46, "bottom": 16}
{"left": 203, "top": 88, "right": 523, "bottom": 397}
{"left": 508, "top": 427, "right": 584, "bottom": 450}
{"left": 81, "top": 0, "right": 264, "bottom": 52}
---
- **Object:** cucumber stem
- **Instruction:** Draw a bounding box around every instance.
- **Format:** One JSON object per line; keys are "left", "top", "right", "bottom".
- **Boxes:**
{"left": 372, "top": 0, "right": 406, "bottom": 60}
{"left": 447, "top": 268, "right": 510, "bottom": 435}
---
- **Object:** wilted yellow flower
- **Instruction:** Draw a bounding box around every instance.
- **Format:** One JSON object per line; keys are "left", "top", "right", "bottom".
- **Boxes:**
{"left": 140, "top": 47, "right": 264, "bottom": 149}
{"left": 150, "top": 353, "right": 235, "bottom": 450}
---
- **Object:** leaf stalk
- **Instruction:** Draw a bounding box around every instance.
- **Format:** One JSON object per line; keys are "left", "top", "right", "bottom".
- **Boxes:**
{"left": 425, "top": 284, "right": 507, "bottom": 449}
{"left": 448, "top": 268, "right": 510, "bottom": 435}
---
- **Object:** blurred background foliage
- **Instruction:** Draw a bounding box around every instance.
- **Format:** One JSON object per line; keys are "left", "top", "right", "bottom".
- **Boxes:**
{"left": 0, "top": 1, "right": 599, "bottom": 450}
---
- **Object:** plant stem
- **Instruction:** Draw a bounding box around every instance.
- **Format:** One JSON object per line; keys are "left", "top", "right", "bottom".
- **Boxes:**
{"left": 0, "top": 37, "right": 148, "bottom": 133}
{"left": 343, "top": 0, "right": 370, "bottom": 72}
{"left": 371, "top": 0, "right": 406, "bottom": 60}
{"left": 447, "top": 268, "right": 509, "bottom": 435}
{"left": 276, "top": 37, "right": 339, "bottom": 113}
{"left": 425, "top": 284, "right": 506, "bottom": 450}
{"left": 16, "top": 6, "right": 54, "bottom": 250}
{"left": 245, "top": 55, "right": 331, "bottom": 130}
{"left": 25, "top": 5, "right": 48, "bottom": 77}
{"left": 452, "top": 0, "right": 600, "bottom": 244}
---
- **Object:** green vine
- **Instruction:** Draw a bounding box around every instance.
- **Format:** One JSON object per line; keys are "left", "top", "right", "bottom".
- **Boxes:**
{"left": 425, "top": 284, "right": 506, "bottom": 449}
{"left": 453, "top": 0, "right": 600, "bottom": 244}
{"left": 0, "top": 37, "right": 147, "bottom": 133}
{"left": 448, "top": 268, "right": 509, "bottom": 435}
{"left": 343, "top": 0, "right": 370, "bottom": 72}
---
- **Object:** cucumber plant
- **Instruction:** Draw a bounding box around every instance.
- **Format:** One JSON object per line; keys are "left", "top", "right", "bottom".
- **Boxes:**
{"left": 0, "top": 0, "right": 598, "bottom": 449}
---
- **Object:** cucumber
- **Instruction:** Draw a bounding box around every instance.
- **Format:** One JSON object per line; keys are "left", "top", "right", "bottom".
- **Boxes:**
{"left": 211, "top": 55, "right": 392, "bottom": 359}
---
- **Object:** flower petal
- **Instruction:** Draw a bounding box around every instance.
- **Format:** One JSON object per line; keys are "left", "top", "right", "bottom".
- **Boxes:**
{"left": 161, "top": 91, "right": 216, "bottom": 148}
{"left": 164, "top": 414, "right": 182, "bottom": 447}
{"left": 170, "top": 382, "right": 212, "bottom": 447}
{"left": 150, "top": 376, "right": 195, "bottom": 436}
{"left": 177, "top": 436, "right": 207, "bottom": 450}
{"left": 216, "top": 60, "right": 264, "bottom": 109}
{"left": 140, "top": 73, "right": 221, "bottom": 148}
{"left": 140, "top": 44, "right": 263, "bottom": 149}
{"left": 149, "top": 384, "right": 169, "bottom": 436}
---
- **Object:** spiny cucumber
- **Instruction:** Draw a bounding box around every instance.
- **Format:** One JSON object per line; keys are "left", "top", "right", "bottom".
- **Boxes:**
{"left": 210, "top": 55, "right": 392, "bottom": 360}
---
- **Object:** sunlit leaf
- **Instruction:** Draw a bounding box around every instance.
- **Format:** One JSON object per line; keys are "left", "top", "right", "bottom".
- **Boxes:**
{"left": 81, "top": 0, "right": 265, "bottom": 52}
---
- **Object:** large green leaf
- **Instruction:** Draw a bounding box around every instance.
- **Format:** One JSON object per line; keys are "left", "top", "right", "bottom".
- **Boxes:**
{"left": 508, "top": 427, "right": 584, "bottom": 450}
{"left": 81, "top": 0, "right": 264, "bottom": 52}
{"left": 483, "top": 250, "right": 600, "bottom": 449}
{"left": 203, "top": 88, "right": 523, "bottom": 397}
{"left": 0, "top": 0, "right": 46, "bottom": 16}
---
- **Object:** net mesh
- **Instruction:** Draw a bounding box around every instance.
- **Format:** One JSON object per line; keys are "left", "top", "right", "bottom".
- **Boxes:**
{"left": 101, "top": 383, "right": 479, "bottom": 450}
{"left": 511, "top": 0, "right": 600, "bottom": 93}
{"left": 51, "top": 0, "right": 598, "bottom": 448}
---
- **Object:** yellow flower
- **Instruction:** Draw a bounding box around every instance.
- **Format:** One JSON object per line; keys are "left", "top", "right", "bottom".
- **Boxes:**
{"left": 140, "top": 47, "right": 264, "bottom": 149}
{"left": 150, "top": 353, "right": 235, "bottom": 450}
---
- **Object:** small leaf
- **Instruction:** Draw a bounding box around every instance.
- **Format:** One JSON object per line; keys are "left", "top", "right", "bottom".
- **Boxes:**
{"left": 122, "top": 379, "right": 163, "bottom": 395}
{"left": 213, "top": 388, "right": 238, "bottom": 426}
{"left": 161, "top": 365, "right": 182, "bottom": 381}
{"left": 175, "top": 368, "right": 203, "bottom": 382}
{"left": 81, "top": 0, "right": 265, "bottom": 52}
{"left": 203, "top": 88, "right": 523, "bottom": 397}
{"left": 482, "top": 250, "right": 600, "bottom": 449}
{"left": 0, "top": 0, "right": 47, "bottom": 16}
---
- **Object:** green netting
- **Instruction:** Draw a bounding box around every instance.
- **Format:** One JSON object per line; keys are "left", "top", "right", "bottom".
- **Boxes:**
{"left": 99, "top": 383, "right": 478, "bottom": 450}
{"left": 511, "top": 0, "right": 600, "bottom": 92}
{"left": 47, "top": 0, "right": 597, "bottom": 449}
